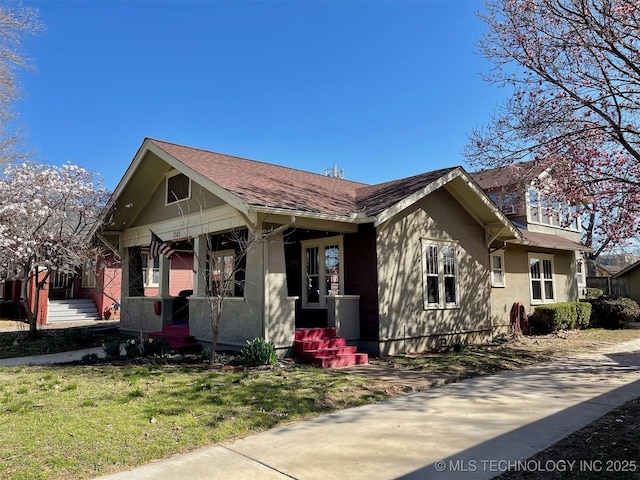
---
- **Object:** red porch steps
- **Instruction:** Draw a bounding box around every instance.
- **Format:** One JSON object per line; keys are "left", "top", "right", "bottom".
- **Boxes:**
{"left": 294, "top": 327, "right": 368, "bottom": 368}
{"left": 148, "top": 325, "right": 201, "bottom": 353}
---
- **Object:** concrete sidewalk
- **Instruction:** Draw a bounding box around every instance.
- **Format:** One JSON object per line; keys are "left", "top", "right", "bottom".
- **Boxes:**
{"left": 0, "top": 346, "right": 105, "bottom": 366}
{"left": 92, "top": 339, "right": 640, "bottom": 480}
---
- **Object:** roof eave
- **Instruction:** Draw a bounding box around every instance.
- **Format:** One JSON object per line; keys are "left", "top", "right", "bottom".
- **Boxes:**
{"left": 251, "top": 205, "right": 375, "bottom": 224}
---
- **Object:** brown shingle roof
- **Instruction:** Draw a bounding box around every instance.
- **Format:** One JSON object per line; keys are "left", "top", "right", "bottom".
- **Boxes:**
{"left": 355, "top": 168, "right": 457, "bottom": 216}
{"left": 150, "top": 139, "right": 367, "bottom": 217}
{"left": 148, "top": 138, "right": 458, "bottom": 218}
{"left": 472, "top": 161, "right": 542, "bottom": 190}
{"left": 517, "top": 228, "right": 590, "bottom": 251}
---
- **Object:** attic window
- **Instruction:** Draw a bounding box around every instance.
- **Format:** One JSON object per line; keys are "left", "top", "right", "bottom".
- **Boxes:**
{"left": 166, "top": 172, "right": 190, "bottom": 205}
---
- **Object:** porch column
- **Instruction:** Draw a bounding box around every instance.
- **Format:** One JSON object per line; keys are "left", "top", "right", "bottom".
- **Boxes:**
{"left": 159, "top": 254, "right": 170, "bottom": 298}
{"left": 262, "top": 229, "right": 295, "bottom": 351}
{"left": 192, "top": 234, "right": 208, "bottom": 297}
{"left": 159, "top": 254, "right": 173, "bottom": 325}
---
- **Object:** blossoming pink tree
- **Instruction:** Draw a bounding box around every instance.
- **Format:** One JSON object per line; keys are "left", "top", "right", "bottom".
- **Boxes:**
{"left": 0, "top": 162, "right": 108, "bottom": 337}
{"left": 465, "top": 0, "right": 640, "bottom": 259}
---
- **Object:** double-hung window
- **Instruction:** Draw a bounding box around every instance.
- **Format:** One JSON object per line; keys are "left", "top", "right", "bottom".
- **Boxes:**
{"left": 421, "top": 240, "right": 458, "bottom": 309}
{"left": 528, "top": 253, "right": 556, "bottom": 303}
{"left": 141, "top": 252, "right": 160, "bottom": 287}
{"left": 209, "top": 250, "right": 236, "bottom": 297}
{"left": 491, "top": 252, "right": 505, "bottom": 287}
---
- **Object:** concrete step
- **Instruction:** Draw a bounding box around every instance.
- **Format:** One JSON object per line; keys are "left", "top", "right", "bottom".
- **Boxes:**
{"left": 294, "top": 327, "right": 368, "bottom": 368}
{"left": 47, "top": 299, "right": 100, "bottom": 322}
{"left": 294, "top": 327, "right": 337, "bottom": 341}
{"left": 312, "top": 353, "right": 369, "bottom": 368}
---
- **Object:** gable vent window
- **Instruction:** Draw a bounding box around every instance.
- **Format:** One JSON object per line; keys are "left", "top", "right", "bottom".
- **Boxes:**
{"left": 166, "top": 172, "right": 191, "bottom": 205}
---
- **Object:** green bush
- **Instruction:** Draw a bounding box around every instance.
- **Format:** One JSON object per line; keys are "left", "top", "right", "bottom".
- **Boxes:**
{"left": 589, "top": 297, "right": 640, "bottom": 329}
{"left": 102, "top": 340, "right": 122, "bottom": 359}
{"left": 530, "top": 302, "right": 592, "bottom": 333}
{"left": 124, "top": 338, "right": 143, "bottom": 358}
{"left": 240, "top": 337, "right": 278, "bottom": 366}
{"left": 585, "top": 288, "right": 603, "bottom": 299}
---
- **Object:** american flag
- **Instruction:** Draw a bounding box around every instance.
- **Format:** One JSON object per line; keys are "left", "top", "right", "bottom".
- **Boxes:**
{"left": 149, "top": 231, "right": 175, "bottom": 259}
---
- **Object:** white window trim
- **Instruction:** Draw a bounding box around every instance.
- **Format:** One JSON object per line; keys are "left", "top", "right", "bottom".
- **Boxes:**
{"left": 209, "top": 249, "right": 237, "bottom": 297}
{"left": 421, "top": 239, "right": 459, "bottom": 310}
{"left": 165, "top": 170, "right": 192, "bottom": 206}
{"left": 490, "top": 251, "right": 506, "bottom": 288}
{"left": 576, "top": 252, "right": 586, "bottom": 288}
{"left": 526, "top": 187, "right": 581, "bottom": 232}
{"left": 528, "top": 252, "right": 557, "bottom": 305}
{"left": 301, "top": 236, "right": 344, "bottom": 308}
{"left": 141, "top": 251, "right": 159, "bottom": 288}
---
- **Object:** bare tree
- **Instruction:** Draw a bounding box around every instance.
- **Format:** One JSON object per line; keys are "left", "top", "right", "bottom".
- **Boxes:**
{"left": 466, "top": 0, "right": 640, "bottom": 257}
{"left": 196, "top": 224, "right": 291, "bottom": 364}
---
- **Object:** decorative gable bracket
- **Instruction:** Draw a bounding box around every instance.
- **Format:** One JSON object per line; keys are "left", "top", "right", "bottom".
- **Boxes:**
{"left": 486, "top": 223, "right": 507, "bottom": 251}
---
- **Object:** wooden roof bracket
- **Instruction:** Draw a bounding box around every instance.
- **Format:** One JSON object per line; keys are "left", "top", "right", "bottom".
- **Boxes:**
{"left": 485, "top": 224, "right": 506, "bottom": 250}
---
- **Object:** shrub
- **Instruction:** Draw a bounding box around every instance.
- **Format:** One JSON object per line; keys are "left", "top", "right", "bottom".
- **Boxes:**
{"left": 102, "top": 340, "right": 122, "bottom": 359}
{"left": 530, "top": 302, "right": 592, "bottom": 333}
{"left": 142, "top": 337, "right": 172, "bottom": 357}
{"left": 589, "top": 297, "right": 640, "bottom": 329}
{"left": 240, "top": 337, "right": 278, "bottom": 366}
{"left": 62, "top": 328, "right": 95, "bottom": 347}
{"left": 124, "top": 338, "right": 143, "bottom": 358}
{"left": 585, "top": 288, "right": 603, "bottom": 299}
{"left": 452, "top": 341, "right": 467, "bottom": 353}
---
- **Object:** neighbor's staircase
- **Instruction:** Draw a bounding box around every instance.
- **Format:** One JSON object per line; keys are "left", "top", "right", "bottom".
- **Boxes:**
{"left": 294, "top": 327, "right": 368, "bottom": 368}
{"left": 47, "top": 299, "right": 100, "bottom": 323}
{"left": 148, "top": 325, "right": 201, "bottom": 353}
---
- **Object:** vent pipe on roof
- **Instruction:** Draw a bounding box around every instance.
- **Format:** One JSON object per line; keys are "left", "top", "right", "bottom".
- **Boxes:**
{"left": 324, "top": 165, "right": 344, "bottom": 179}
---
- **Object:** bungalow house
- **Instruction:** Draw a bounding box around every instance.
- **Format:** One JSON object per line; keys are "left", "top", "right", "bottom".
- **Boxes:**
{"left": 97, "top": 138, "right": 588, "bottom": 358}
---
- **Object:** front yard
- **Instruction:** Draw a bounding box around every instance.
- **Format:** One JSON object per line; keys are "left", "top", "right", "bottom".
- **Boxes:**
{"left": 1, "top": 325, "right": 640, "bottom": 479}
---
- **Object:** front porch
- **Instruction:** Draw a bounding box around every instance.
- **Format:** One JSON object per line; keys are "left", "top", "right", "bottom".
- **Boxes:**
{"left": 118, "top": 226, "right": 369, "bottom": 362}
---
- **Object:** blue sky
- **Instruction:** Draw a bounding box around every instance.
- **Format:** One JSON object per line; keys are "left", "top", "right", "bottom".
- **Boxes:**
{"left": 18, "top": 0, "right": 505, "bottom": 191}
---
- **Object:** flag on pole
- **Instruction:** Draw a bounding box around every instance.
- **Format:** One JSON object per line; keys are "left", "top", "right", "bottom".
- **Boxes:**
{"left": 149, "top": 231, "right": 175, "bottom": 259}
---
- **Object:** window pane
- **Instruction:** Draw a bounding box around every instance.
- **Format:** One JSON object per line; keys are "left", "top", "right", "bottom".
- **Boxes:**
{"left": 427, "top": 277, "right": 439, "bottom": 304}
{"left": 426, "top": 246, "right": 438, "bottom": 275}
{"left": 444, "top": 277, "right": 456, "bottom": 303}
{"left": 544, "top": 281, "right": 554, "bottom": 299}
{"left": 532, "top": 280, "right": 542, "bottom": 300}
{"left": 442, "top": 246, "right": 455, "bottom": 276}
{"left": 307, "top": 276, "right": 320, "bottom": 303}
{"left": 167, "top": 173, "right": 190, "bottom": 203}
{"left": 542, "top": 259, "right": 553, "bottom": 279}
{"left": 492, "top": 255, "right": 502, "bottom": 270}
{"left": 325, "top": 245, "right": 340, "bottom": 296}
{"left": 306, "top": 247, "right": 319, "bottom": 275}
{"left": 306, "top": 247, "right": 320, "bottom": 303}
{"left": 210, "top": 252, "right": 235, "bottom": 296}
{"left": 530, "top": 258, "right": 541, "bottom": 279}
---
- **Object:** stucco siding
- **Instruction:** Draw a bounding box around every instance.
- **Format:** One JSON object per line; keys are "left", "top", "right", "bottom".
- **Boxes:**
{"left": 132, "top": 179, "right": 226, "bottom": 227}
{"left": 490, "top": 245, "right": 579, "bottom": 329}
{"left": 376, "top": 188, "right": 492, "bottom": 355}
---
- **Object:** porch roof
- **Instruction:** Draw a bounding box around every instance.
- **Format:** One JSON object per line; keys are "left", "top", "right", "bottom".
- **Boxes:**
{"left": 512, "top": 228, "right": 591, "bottom": 252}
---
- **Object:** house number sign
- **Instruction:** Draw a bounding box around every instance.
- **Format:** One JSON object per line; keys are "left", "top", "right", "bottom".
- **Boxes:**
{"left": 172, "top": 230, "right": 182, "bottom": 239}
